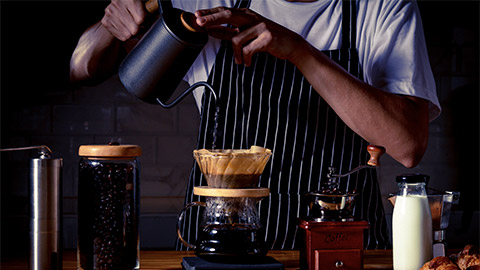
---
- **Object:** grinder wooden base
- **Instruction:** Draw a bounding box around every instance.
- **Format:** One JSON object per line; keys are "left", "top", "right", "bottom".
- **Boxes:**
{"left": 299, "top": 219, "right": 369, "bottom": 270}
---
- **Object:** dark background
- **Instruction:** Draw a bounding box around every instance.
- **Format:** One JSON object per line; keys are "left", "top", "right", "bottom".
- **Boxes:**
{"left": 1, "top": 0, "right": 479, "bottom": 259}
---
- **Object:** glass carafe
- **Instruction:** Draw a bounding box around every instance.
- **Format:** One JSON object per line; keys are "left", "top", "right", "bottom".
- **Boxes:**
{"left": 177, "top": 192, "right": 268, "bottom": 262}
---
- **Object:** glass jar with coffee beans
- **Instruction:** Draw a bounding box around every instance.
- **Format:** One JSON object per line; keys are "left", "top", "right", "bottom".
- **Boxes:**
{"left": 78, "top": 143, "right": 141, "bottom": 270}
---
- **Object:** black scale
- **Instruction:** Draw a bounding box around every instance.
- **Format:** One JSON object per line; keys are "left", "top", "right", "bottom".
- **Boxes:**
{"left": 182, "top": 256, "right": 284, "bottom": 270}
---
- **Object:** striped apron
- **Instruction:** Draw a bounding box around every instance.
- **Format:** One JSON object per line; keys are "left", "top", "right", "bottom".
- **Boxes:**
{"left": 178, "top": 0, "right": 390, "bottom": 250}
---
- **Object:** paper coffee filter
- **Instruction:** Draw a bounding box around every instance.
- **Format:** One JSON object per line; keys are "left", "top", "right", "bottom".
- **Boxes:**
{"left": 193, "top": 146, "right": 272, "bottom": 188}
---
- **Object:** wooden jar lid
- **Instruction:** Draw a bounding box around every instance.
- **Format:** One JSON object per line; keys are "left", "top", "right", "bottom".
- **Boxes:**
{"left": 193, "top": 186, "right": 270, "bottom": 197}
{"left": 79, "top": 144, "right": 142, "bottom": 158}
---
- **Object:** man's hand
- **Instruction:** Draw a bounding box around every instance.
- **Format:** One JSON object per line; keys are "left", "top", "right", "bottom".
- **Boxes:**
{"left": 101, "top": 0, "right": 147, "bottom": 41}
{"left": 195, "top": 7, "right": 305, "bottom": 66}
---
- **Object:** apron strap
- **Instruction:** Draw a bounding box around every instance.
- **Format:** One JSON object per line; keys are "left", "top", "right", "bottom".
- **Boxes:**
{"left": 342, "top": 0, "right": 357, "bottom": 50}
{"left": 234, "top": 0, "right": 250, "bottom": 9}
{"left": 221, "top": 0, "right": 250, "bottom": 47}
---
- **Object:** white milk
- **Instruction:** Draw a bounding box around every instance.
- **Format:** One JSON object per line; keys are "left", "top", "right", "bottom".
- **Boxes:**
{"left": 392, "top": 195, "right": 433, "bottom": 270}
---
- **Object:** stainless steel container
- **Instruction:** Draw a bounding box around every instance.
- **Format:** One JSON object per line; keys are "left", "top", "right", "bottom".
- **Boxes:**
{"left": 30, "top": 153, "right": 63, "bottom": 270}
{"left": 427, "top": 190, "right": 460, "bottom": 257}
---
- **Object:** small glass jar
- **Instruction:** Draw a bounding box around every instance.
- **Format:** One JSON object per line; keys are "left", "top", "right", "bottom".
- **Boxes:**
{"left": 77, "top": 144, "right": 141, "bottom": 270}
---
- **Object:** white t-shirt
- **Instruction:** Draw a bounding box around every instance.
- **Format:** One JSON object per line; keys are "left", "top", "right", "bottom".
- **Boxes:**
{"left": 172, "top": 0, "right": 441, "bottom": 121}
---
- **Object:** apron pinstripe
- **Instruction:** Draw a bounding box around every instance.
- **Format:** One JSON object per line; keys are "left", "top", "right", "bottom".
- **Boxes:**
{"left": 177, "top": 0, "right": 390, "bottom": 250}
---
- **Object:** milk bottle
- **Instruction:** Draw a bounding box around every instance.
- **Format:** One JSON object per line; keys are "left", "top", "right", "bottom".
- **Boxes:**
{"left": 392, "top": 174, "right": 433, "bottom": 270}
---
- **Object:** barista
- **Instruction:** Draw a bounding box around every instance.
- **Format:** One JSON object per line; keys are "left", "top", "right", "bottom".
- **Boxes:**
{"left": 70, "top": 0, "right": 441, "bottom": 249}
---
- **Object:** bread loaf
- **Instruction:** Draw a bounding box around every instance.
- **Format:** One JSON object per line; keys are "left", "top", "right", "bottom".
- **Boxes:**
{"left": 420, "top": 256, "right": 459, "bottom": 270}
{"left": 421, "top": 245, "right": 479, "bottom": 270}
{"left": 451, "top": 245, "right": 480, "bottom": 270}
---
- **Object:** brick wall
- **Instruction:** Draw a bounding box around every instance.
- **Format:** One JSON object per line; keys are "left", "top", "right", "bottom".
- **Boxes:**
{"left": 1, "top": 1, "right": 478, "bottom": 256}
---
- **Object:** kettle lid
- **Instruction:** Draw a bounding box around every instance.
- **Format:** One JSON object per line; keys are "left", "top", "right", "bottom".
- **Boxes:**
{"left": 163, "top": 8, "right": 208, "bottom": 46}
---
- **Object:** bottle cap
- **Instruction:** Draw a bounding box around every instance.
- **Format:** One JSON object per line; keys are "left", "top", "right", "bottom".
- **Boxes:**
{"left": 395, "top": 173, "right": 429, "bottom": 183}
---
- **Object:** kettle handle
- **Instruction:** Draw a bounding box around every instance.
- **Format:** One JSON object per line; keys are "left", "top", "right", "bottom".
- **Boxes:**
{"left": 145, "top": 0, "right": 203, "bottom": 32}
{"left": 145, "top": 0, "right": 173, "bottom": 15}
{"left": 157, "top": 81, "right": 217, "bottom": 109}
{"left": 177, "top": 201, "right": 206, "bottom": 250}
{"left": 145, "top": 0, "right": 159, "bottom": 14}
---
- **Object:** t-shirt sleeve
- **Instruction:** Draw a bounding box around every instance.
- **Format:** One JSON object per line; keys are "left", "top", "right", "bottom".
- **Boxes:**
{"left": 360, "top": 0, "right": 441, "bottom": 121}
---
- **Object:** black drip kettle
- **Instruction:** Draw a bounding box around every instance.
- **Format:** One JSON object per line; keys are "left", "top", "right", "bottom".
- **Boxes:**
{"left": 119, "top": 0, "right": 217, "bottom": 108}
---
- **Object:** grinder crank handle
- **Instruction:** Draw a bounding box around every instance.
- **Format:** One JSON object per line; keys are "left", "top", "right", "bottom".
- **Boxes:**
{"left": 327, "top": 145, "right": 386, "bottom": 180}
{"left": 366, "top": 145, "right": 386, "bottom": 167}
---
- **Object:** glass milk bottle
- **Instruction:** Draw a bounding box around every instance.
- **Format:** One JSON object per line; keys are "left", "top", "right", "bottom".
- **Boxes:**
{"left": 392, "top": 174, "right": 433, "bottom": 270}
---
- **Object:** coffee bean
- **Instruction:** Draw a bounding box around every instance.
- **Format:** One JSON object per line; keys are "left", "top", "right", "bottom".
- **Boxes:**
{"left": 78, "top": 160, "right": 139, "bottom": 269}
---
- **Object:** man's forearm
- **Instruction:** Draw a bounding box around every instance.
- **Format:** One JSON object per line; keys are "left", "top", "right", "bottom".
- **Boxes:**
{"left": 291, "top": 41, "right": 430, "bottom": 168}
{"left": 70, "top": 22, "right": 122, "bottom": 83}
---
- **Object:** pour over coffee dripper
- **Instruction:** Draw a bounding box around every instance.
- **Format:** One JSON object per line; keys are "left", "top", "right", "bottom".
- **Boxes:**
{"left": 177, "top": 146, "right": 272, "bottom": 262}
{"left": 193, "top": 146, "right": 272, "bottom": 188}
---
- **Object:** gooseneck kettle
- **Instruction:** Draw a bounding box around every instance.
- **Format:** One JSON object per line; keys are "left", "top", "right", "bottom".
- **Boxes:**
{"left": 119, "top": 0, "right": 217, "bottom": 108}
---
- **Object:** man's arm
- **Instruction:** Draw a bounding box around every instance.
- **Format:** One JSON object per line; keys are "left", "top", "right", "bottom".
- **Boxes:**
{"left": 69, "top": 0, "right": 149, "bottom": 83}
{"left": 291, "top": 43, "right": 429, "bottom": 168}
{"left": 70, "top": 22, "right": 121, "bottom": 83}
{"left": 195, "top": 6, "right": 430, "bottom": 168}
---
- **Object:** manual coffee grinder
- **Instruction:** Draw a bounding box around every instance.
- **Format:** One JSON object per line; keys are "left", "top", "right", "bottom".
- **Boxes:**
{"left": 299, "top": 145, "right": 385, "bottom": 270}
{"left": 177, "top": 146, "right": 285, "bottom": 269}
{"left": 0, "top": 145, "right": 63, "bottom": 270}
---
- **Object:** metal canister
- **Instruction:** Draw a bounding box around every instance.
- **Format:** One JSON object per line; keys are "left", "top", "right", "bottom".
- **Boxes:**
{"left": 77, "top": 144, "right": 141, "bottom": 270}
{"left": 30, "top": 151, "right": 63, "bottom": 270}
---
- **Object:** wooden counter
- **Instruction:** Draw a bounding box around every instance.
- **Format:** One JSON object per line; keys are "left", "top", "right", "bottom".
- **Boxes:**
{"left": 1, "top": 249, "right": 393, "bottom": 269}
